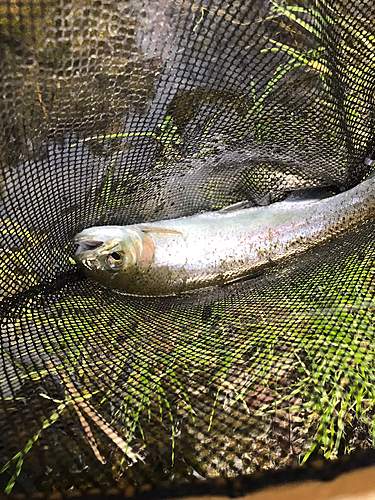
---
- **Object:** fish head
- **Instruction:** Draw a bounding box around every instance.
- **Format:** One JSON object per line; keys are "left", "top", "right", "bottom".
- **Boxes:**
{"left": 74, "top": 226, "right": 155, "bottom": 288}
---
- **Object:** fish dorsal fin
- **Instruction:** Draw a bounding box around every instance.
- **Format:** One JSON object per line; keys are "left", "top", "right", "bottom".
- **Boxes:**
{"left": 284, "top": 187, "right": 336, "bottom": 202}
{"left": 138, "top": 225, "right": 182, "bottom": 235}
{"left": 218, "top": 200, "right": 252, "bottom": 213}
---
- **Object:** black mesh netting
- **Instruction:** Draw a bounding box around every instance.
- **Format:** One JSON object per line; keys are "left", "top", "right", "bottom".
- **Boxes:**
{"left": 1, "top": 0, "right": 375, "bottom": 497}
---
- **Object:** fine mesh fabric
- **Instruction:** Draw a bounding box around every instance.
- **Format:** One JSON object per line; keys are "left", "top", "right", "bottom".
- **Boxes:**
{"left": 0, "top": 0, "right": 375, "bottom": 496}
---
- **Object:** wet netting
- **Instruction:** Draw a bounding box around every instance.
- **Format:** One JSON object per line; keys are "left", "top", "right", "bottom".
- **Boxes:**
{"left": 0, "top": 0, "right": 375, "bottom": 497}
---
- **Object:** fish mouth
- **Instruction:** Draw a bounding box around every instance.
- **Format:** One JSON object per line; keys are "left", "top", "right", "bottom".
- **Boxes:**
{"left": 74, "top": 226, "right": 126, "bottom": 255}
{"left": 74, "top": 229, "right": 107, "bottom": 255}
{"left": 75, "top": 239, "right": 105, "bottom": 254}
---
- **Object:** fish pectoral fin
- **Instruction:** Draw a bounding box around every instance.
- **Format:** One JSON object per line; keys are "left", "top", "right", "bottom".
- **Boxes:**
{"left": 138, "top": 225, "right": 183, "bottom": 235}
{"left": 218, "top": 200, "right": 252, "bottom": 213}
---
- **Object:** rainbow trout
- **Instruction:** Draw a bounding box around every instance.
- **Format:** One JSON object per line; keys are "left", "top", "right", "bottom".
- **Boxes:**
{"left": 74, "top": 173, "right": 375, "bottom": 296}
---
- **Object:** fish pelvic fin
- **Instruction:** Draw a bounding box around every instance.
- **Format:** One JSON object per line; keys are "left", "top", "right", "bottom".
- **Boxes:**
{"left": 218, "top": 200, "right": 252, "bottom": 213}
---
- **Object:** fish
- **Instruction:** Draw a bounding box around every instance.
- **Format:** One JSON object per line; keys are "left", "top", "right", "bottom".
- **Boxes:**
{"left": 74, "top": 172, "right": 375, "bottom": 297}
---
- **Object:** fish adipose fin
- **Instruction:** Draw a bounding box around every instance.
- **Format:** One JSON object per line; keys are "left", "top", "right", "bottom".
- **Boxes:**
{"left": 138, "top": 225, "right": 182, "bottom": 235}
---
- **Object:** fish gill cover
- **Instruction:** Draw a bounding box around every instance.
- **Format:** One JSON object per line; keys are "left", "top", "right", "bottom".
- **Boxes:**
{"left": 0, "top": 0, "right": 375, "bottom": 496}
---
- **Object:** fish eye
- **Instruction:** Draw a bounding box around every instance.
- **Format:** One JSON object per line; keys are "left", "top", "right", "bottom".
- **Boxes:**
{"left": 105, "top": 252, "right": 124, "bottom": 270}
